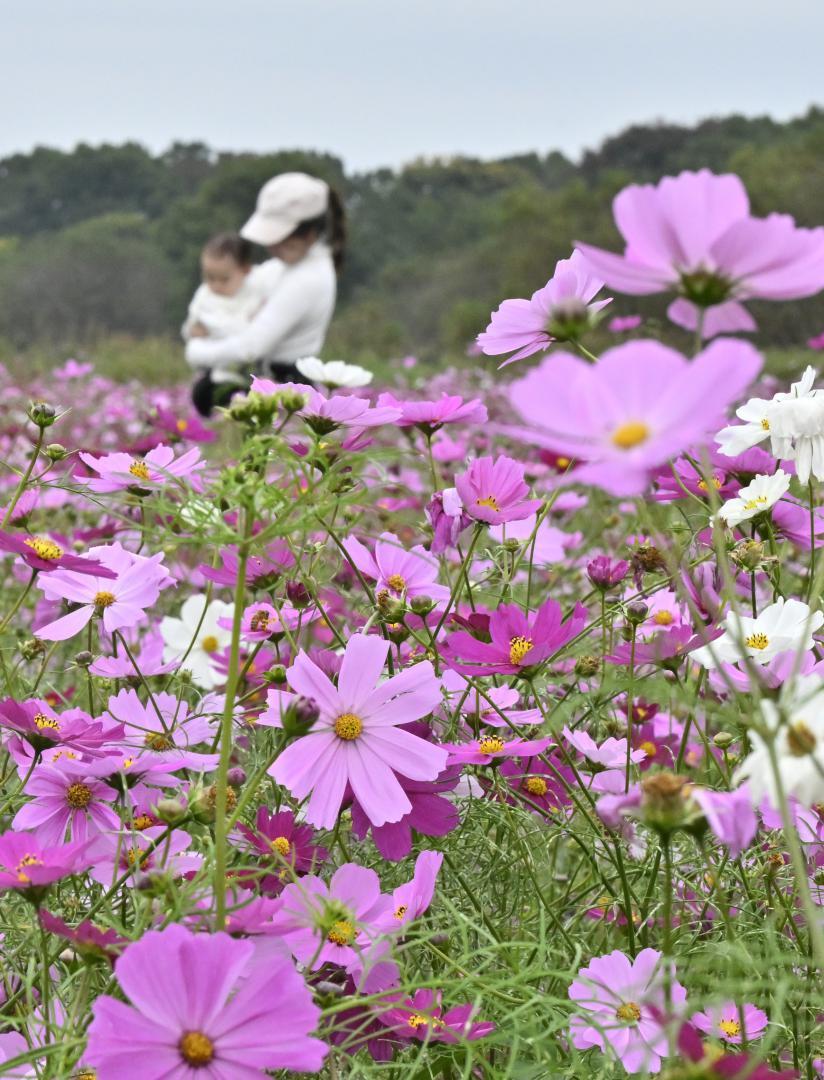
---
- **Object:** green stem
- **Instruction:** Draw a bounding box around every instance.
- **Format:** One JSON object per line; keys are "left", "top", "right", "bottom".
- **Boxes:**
{"left": 1, "top": 427, "right": 44, "bottom": 528}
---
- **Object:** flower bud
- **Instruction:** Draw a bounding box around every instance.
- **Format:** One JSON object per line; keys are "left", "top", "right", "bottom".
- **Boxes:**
{"left": 587, "top": 556, "right": 629, "bottom": 591}
{"left": 265, "top": 665, "right": 288, "bottom": 685}
{"left": 282, "top": 695, "right": 320, "bottom": 738}
{"left": 44, "top": 443, "right": 68, "bottom": 461}
{"left": 377, "top": 594, "right": 406, "bottom": 623}
{"left": 27, "top": 400, "right": 57, "bottom": 428}
{"left": 712, "top": 732, "right": 736, "bottom": 750}
{"left": 20, "top": 638, "right": 46, "bottom": 661}
{"left": 74, "top": 650, "right": 94, "bottom": 668}
{"left": 285, "top": 580, "right": 312, "bottom": 608}
{"left": 625, "top": 601, "right": 649, "bottom": 625}
{"left": 640, "top": 772, "right": 699, "bottom": 837}
{"left": 227, "top": 767, "right": 247, "bottom": 788}
{"left": 575, "top": 654, "right": 601, "bottom": 678}
{"left": 409, "top": 595, "right": 436, "bottom": 616}
{"left": 730, "top": 538, "right": 774, "bottom": 573}
{"left": 154, "top": 797, "right": 187, "bottom": 826}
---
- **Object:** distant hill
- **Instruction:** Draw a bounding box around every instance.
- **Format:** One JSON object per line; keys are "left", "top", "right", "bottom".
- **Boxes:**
{"left": 1, "top": 108, "right": 824, "bottom": 360}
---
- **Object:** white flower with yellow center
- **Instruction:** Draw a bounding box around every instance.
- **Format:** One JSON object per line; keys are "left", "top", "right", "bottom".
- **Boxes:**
{"left": 734, "top": 673, "right": 824, "bottom": 807}
{"left": 692, "top": 597, "right": 823, "bottom": 670}
{"left": 160, "top": 594, "right": 235, "bottom": 689}
{"left": 295, "top": 357, "right": 373, "bottom": 389}
{"left": 715, "top": 469, "right": 791, "bottom": 528}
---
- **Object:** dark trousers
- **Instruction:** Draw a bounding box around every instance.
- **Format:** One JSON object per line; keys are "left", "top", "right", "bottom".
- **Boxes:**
{"left": 190, "top": 362, "right": 312, "bottom": 418}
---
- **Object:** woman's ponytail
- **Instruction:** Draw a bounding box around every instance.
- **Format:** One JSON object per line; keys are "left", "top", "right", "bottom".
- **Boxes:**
{"left": 326, "top": 187, "right": 346, "bottom": 273}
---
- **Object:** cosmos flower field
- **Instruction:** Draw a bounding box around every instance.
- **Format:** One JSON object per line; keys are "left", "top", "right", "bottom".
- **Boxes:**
{"left": 0, "top": 170, "right": 823, "bottom": 1078}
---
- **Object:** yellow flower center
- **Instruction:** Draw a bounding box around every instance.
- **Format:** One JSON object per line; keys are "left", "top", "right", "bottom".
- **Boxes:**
{"left": 132, "top": 814, "right": 154, "bottom": 831}
{"left": 743, "top": 496, "right": 768, "bottom": 511}
{"left": 94, "top": 591, "right": 116, "bottom": 609}
{"left": 24, "top": 536, "right": 63, "bottom": 560}
{"left": 719, "top": 1019, "right": 741, "bottom": 1039}
{"left": 327, "top": 919, "right": 356, "bottom": 946}
{"left": 129, "top": 460, "right": 151, "bottom": 481}
{"left": 144, "top": 732, "right": 174, "bottom": 751}
{"left": 787, "top": 720, "right": 817, "bottom": 756}
{"left": 653, "top": 610, "right": 674, "bottom": 625}
{"left": 75, "top": 1070, "right": 97, "bottom": 1080}
{"left": 760, "top": 417, "right": 770, "bottom": 431}
{"left": 615, "top": 1001, "right": 641, "bottom": 1023}
{"left": 15, "top": 854, "right": 43, "bottom": 883}
{"left": 387, "top": 573, "right": 407, "bottom": 592}
{"left": 408, "top": 1013, "right": 445, "bottom": 1030}
{"left": 509, "top": 635, "right": 533, "bottom": 665}
{"left": 556, "top": 456, "right": 571, "bottom": 468}
{"left": 612, "top": 421, "right": 650, "bottom": 449}
{"left": 478, "top": 735, "right": 505, "bottom": 755}
{"left": 697, "top": 477, "right": 722, "bottom": 491}
{"left": 66, "top": 782, "right": 93, "bottom": 809}
{"left": 200, "top": 635, "right": 219, "bottom": 654}
{"left": 639, "top": 740, "right": 657, "bottom": 759}
{"left": 476, "top": 495, "right": 500, "bottom": 512}
{"left": 33, "top": 713, "right": 60, "bottom": 730}
{"left": 334, "top": 713, "right": 363, "bottom": 741}
{"left": 176, "top": 418, "right": 188, "bottom": 433}
{"left": 394, "top": 904, "right": 408, "bottom": 920}
{"left": 524, "top": 776, "right": 548, "bottom": 796}
{"left": 179, "top": 1030, "right": 214, "bottom": 1067}
{"left": 270, "top": 836, "right": 291, "bottom": 857}
{"left": 745, "top": 632, "right": 769, "bottom": 650}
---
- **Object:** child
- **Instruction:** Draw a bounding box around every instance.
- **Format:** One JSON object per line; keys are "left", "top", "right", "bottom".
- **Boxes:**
{"left": 182, "top": 233, "right": 279, "bottom": 416}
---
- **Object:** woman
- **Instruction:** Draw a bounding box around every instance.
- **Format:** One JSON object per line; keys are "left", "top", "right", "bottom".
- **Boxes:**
{"left": 186, "top": 171, "right": 344, "bottom": 395}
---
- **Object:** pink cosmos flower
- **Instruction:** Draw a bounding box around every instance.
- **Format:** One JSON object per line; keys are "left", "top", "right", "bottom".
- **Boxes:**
{"left": 442, "top": 672, "right": 542, "bottom": 727}
{"left": 454, "top": 455, "right": 542, "bottom": 525}
{"left": 0, "top": 697, "right": 118, "bottom": 756}
{"left": 443, "top": 734, "right": 551, "bottom": 765}
{"left": 269, "top": 634, "right": 447, "bottom": 828}
{"left": 608, "top": 624, "right": 722, "bottom": 667}
{"left": 85, "top": 924, "right": 328, "bottom": 1076}
{"left": 90, "top": 628, "right": 177, "bottom": 678}
{"left": 87, "top": 826, "right": 203, "bottom": 888}
{"left": 691, "top": 786, "right": 758, "bottom": 859}
{"left": 608, "top": 314, "right": 643, "bottom": 333}
{"left": 105, "top": 688, "right": 216, "bottom": 767}
{"left": 35, "top": 544, "right": 172, "bottom": 641}
{"left": 223, "top": 600, "right": 311, "bottom": 643}
{"left": 691, "top": 1001, "right": 768, "bottom": 1045}
{"left": 75, "top": 443, "right": 203, "bottom": 492}
{"left": 39, "top": 909, "right": 127, "bottom": 962}
{"left": 0, "top": 830, "right": 92, "bottom": 894}
{"left": 375, "top": 391, "right": 488, "bottom": 431}
{"left": 426, "top": 488, "right": 472, "bottom": 553}
{"left": 388, "top": 849, "right": 443, "bottom": 927}
{"left": 0, "top": 531, "right": 117, "bottom": 578}
{"left": 679, "top": 1025, "right": 796, "bottom": 1079}
{"left": 270, "top": 862, "right": 395, "bottom": 972}
{"left": 569, "top": 948, "right": 687, "bottom": 1074}
{"left": 441, "top": 598, "right": 587, "bottom": 676}
{"left": 200, "top": 540, "right": 293, "bottom": 587}
{"left": 577, "top": 169, "right": 824, "bottom": 338}
{"left": 509, "top": 339, "right": 763, "bottom": 496}
{"left": 342, "top": 531, "right": 449, "bottom": 603}
{"left": 13, "top": 759, "right": 120, "bottom": 846}
{"left": 297, "top": 388, "right": 402, "bottom": 433}
{"left": 499, "top": 755, "right": 575, "bottom": 817}
{"left": 378, "top": 988, "right": 495, "bottom": 1043}
{"left": 477, "top": 250, "right": 611, "bottom": 366}
{"left": 232, "top": 807, "right": 327, "bottom": 896}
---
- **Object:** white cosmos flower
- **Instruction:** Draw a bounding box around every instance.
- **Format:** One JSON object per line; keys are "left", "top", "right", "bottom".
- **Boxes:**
{"left": 160, "top": 594, "right": 235, "bottom": 689}
{"left": 716, "top": 367, "right": 824, "bottom": 481}
{"left": 734, "top": 673, "right": 824, "bottom": 807}
{"left": 692, "top": 597, "right": 823, "bottom": 670}
{"left": 295, "top": 357, "right": 373, "bottom": 389}
{"left": 715, "top": 469, "right": 791, "bottom": 527}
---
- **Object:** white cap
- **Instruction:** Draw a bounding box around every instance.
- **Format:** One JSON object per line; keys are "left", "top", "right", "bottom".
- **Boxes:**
{"left": 241, "top": 172, "right": 330, "bottom": 246}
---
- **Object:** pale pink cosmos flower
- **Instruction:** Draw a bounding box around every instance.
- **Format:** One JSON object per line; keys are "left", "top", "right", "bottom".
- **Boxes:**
{"left": 75, "top": 443, "right": 204, "bottom": 493}
{"left": 342, "top": 531, "right": 449, "bottom": 603}
{"left": 13, "top": 759, "right": 120, "bottom": 846}
{"left": 509, "top": 339, "right": 762, "bottom": 495}
{"left": 477, "top": 250, "right": 611, "bottom": 366}
{"left": 35, "top": 544, "right": 172, "bottom": 641}
{"left": 375, "top": 391, "right": 488, "bottom": 430}
{"left": 269, "top": 634, "right": 447, "bottom": 828}
{"left": 577, "top": 169, "right": 824, "bottom": 338}
{"left": 691, "top": 1001, "right": 768, "bottom": 1045}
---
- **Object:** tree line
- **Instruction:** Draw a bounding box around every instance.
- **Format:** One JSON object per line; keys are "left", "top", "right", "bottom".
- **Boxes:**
{"left": 1, "top": 108, "right": 824, "bottom": 361}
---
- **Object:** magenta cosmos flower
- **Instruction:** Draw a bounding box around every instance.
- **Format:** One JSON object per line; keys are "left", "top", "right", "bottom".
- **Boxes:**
{"left": 0, "top": 830, "right": 92, "bottom": 895}
{"left": 378, "top": 988, "right": 495, "bottom": 1044}
{"left": 342, "top": 531, "right": 449, "bottom": 604}
{"left": 35, "top": 545, "right": 171, "bottom": 641}
{"left": 376, "top": 391, "right": 488, "bottom": 431}
{"left": 441, "top": 598, "right": 587, "bottom": 676}
{"left": 232, "top": 807, "right": 327, "bottom": 896}
{"left": 13, "top": 759, "right": 120, "bottom": 846}
{"left": 443, "top": 733, "right": 551, "bottom": 765}
{"left": 75, "top": 443, "right": 204, "bottom": 493}
{"left": 477, "top": 250, "right": 611, "bottom": 366}
{"left": 0, "top": 531, "right": 116, "bottom": 578}
{"left": 569, "top": 948, "right": 687, "bottom": 1074}
{"left": 269, "top": 633, "right": 447, "bottom": 828}
{"left": 676, "top": 1023, "right": 796, "bottom": 1079}
{"left": 85, "top": 924, "right": 327, "bottom": 1077}
{"left": 509, "top": 339, "right": 762, "bottom": 495}
{"left": 691, "top": 1001, "right": 768, "bottom": 1045}
{"left": 577, "top": 169, "right": 824, "bottom": 338}
{"left": 454, "top": 455, "right": 542, "bottom": 526}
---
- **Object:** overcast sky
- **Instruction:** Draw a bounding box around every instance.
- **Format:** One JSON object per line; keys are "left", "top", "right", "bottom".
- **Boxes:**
{"left": 1, "top": 0, "right": 821, "bottom": 171}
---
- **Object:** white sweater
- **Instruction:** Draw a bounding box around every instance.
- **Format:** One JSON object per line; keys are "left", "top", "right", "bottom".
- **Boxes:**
{"left": 185, "top": 241, "right": 336, "bottom": 372}
{"left": 181, "top": 263, "right": 282, "bottom": 342}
